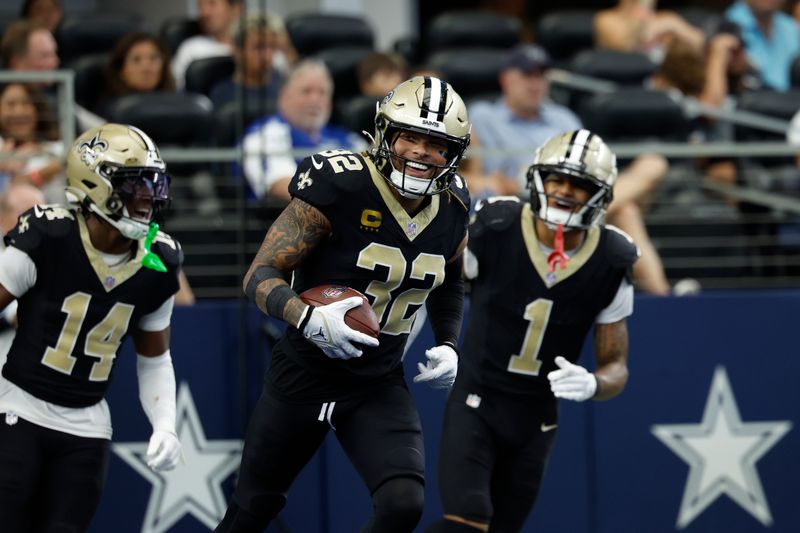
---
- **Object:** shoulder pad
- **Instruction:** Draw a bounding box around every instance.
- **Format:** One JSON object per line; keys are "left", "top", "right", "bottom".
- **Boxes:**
{"left": 151, "top": 231, "right": 184, "bottom": 271}
{"left": 289, "top": 150, "right": 369, "bottom": 207}
{"left": 471, "top": 196, "right": 523, "bottom": 232}
{"left": 445, "top": 174, "right": 471, "bottom": 213}
{"left": 15, "top": 204, "right": 75, "bottom": 238}
{"left": 604, "top": 225, "right": 640, "bottom": 268}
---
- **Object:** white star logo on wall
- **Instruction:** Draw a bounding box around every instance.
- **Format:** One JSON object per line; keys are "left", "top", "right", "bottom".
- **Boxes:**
{"left": 651, "top": 366, "right": 791, "bottom": 529}
{"left": 113, "top": 383, "right": 242, "bottom": 532}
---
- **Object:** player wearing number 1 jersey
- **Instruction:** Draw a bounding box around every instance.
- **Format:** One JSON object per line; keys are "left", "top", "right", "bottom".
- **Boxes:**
{"left": 218, "top": 76, "right": 471, "bottom": 532}
{"left": 0, "top": 124, "right": 183, "bottom": 532}
{"left": 428, "top": 130, "right": 639, "bottom": 533}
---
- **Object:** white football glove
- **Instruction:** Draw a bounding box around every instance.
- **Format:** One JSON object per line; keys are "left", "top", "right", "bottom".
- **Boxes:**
{"left": 413, "top": 344, "right": 458, "bottom": 389}
{"left": 547, "top": 356, "right": 597, "bottom": 402}
{"left": 301, "top": 297, "right": 379, "bottom": 360}
{"left": 146, "top": 430, "right": 182, "bottom": 471}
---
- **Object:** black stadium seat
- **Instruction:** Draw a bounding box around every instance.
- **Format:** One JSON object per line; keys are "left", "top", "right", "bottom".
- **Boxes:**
{"left": 214, "top": 99, "right": 275, "bottom": 147}
{"left": 570, "top": 50, "right": 657, "bottom": 85}
{"left": 333, "top": 94, "right": 378, "bottom": 138}
{"left": 426, "top": 48, "right": 505, "bottom": 101}
{"left": 105, "top": 92, "right": 216, "bottom": 147}
{"left": 159, "top": 17, "right": 201, "bottom": 55}
{"left": 70, "top": 53, "right": 108, "bottom": 111}
{"left": 735, "top": 89, "right": 800, "bottom": 142}
{"left": 55, "top": 13, "right": 143, "bottom": 64}
{"left": 425, "top": 11, "right": 521, "bottom": 56}
{"left": 286, "top": 14, "right": 374, "bottom": 56}
{"left": 184, "top": 55, "right": 235, "bottom": 97}
{"left": 578, "top": 88, "right": 689, "bottom": 142}
{"left": 315, "top": 46, "right": 375, "bottom": 100}
{"left": 535, "top": 10, "right": 596, "bottom": 64}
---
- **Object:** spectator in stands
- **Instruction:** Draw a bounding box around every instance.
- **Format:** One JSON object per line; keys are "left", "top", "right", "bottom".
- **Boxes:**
{"left": 20, "top": 0, "right": 63, "bottom": 34}
{"left": 95, "top": 33, "right": 176, "bottom": 119}
{"left": 470, "top": 44, "right": 671, "bottom": 294}
{"left": 0, "top": 83, "right": 64, "bottom": 203}
{"left": 357, "top": 52, "right": 407, "bottom": 98}
{"left": 725, "top": 0, "right": 800, "bottom": 91}
{"left": 208, "top": 13, "right": 284, "bottom": 111}
{"left": 594, "top": 0, "right": 705, "bottom": 61}
{"left": 171, "top": 0, "right": 243, "bottom": 90}
{"left": 0, "top": 21, "right": 59, "bottom": 75}
{"left": 241, "top": 59, "right": 366, "bottom": 201}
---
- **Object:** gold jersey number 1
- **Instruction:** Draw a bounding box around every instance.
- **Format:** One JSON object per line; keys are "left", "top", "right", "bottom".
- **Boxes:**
{"left": 507, "top": 298, "right": 553, "bottom": 376}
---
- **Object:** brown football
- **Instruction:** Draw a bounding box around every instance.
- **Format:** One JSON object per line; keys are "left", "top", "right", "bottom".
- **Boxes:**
{"left": 298, "top": 285, "right": 380, "bottom": 339}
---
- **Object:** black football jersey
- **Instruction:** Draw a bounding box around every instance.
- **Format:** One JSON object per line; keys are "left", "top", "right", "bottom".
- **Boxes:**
{"left": 278, "top": 149, "right": 469, "bottom": 392}
{"left": 1, "top": 206, "right": 182, "bottom": 408}
{"left": 459, "top": 198, "right": 638, "bottom": 398}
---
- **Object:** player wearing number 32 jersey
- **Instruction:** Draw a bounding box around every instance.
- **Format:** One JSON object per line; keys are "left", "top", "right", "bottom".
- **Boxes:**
{"left": 0, "top": 124, "right": 183, "bottom": 532}
{"left": 428, "top": 130, "right": 639, "bottom": 533}
{"left": 218, "top": 76, "right": 471, "bottom": 532}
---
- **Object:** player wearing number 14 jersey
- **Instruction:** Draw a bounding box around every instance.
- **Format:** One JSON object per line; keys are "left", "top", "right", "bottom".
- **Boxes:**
{"left": 217, "top": 76, "right": 471, "bottom": 532}
{"left": 428, "top": 130, "right": 639, "bottom": 533}
{"left": 0, "top": 124, "right": 183, "bottom": 532}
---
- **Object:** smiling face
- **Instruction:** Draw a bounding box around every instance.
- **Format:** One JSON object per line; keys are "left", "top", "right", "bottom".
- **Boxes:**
{"left": 542, "top": 172, "right": 597, "bottom": 214}
{"left": 120, "top": 39, "right": 164, "bottom": 92}
{"left": 389, "top": 130, "right": 449, "bottom": 181}
{"left": 0, "top": 84, "right": 37, "bottom": 141}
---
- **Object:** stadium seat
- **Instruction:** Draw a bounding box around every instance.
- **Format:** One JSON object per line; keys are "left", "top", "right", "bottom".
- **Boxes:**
{"left": 425, "top": 11, "right": 521, "bottom": 56}
{"left": 105, "top": 92, "right": 216, "bottom": 146}
{"left": 570, "top": 50, "right": 657, "bottom": 85}
{"left": 426, "top": 48, "right": 505, "bottom": 102}
{"left": 735, "top": 89, "right": 800, "bottom": 142}
{"left": 315, "top": 45, "right": 375, "bottom": 100}
{"left": 70, "top": 53, "right": 108, "bottom": 111}
{"left": 578, "top": 88, "right": 689, "bottom": 141}
{"left": 286, "top": 14, "right": 374, "bottom": 56}
{"left": 185, "top": 55, "right": 235, "bottom": 97}
{"left": 159, "top": 17, "right": 201, "bottom": 55}
{"left": 55, "top": 13, "right": 143, "bottom": 64}
{"left": 333, "top": 94, "right": 378, "bottom": 138}
{"left": 214, "top": 99, "right": 275, "bottom": 147}
{"left": 675, "top": 7, "right": 723, "bottom": 34}
{"left": 790, "top": 56, "right": 800, "bottom": 89}
{"left": 535, "top": 10, "right": 596, "bottom": 64}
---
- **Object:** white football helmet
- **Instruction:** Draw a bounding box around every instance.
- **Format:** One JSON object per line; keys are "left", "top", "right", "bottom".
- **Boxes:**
{"left": 65, "top": 123, "right": 170, "bottom": 240}
{"left": 526, "top": 129, "right": 617, "bottom": 230}
{"left": 371, "top": 76, "right": 471, "bottom": 198}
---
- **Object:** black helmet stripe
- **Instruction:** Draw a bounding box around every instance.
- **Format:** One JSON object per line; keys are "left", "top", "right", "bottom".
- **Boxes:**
{"left": 420, "top": 76, "right": 447, "bottom": 122}
{"left": 566, "top": 129, "right": 594, "bottom": 166}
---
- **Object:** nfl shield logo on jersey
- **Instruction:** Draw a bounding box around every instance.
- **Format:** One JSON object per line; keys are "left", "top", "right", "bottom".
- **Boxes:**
{"left": 407, "top": 222, "right": 417, "bottom": 237}
{"left": 104, "top": 275, "right": 116, "bottom": 290}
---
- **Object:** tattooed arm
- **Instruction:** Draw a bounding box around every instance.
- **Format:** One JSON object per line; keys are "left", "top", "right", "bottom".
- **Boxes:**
{"left": 592, "top": 319, "right": 630, "bottom": 401}
{"left": 243, "top": 198, "right": 332, "bottom": 327}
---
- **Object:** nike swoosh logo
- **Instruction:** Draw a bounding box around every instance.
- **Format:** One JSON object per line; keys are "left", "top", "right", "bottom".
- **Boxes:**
{"left": 33, "top": 204, "right": 44, "bottom": 218}
{"left": 310, "top": 155, "right": 324, "bottom": 170}
{"left": 540, "top": 423, "right": 558, "bottom": 433}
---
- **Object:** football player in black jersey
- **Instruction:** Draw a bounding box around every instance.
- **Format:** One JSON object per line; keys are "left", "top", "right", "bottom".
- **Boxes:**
{"left": 427, "top": 130, "right": 639, "bottom": 533}
{"left": 0, "top": 124, "right": 184, "bottom": 532}
{"left": 217, "top": 76, "right": 472, "bottom": 532}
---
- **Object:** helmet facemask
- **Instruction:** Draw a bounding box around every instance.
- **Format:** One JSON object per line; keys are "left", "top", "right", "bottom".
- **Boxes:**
{"left": 89, "top": 163, "right": 171, "bottom": 240}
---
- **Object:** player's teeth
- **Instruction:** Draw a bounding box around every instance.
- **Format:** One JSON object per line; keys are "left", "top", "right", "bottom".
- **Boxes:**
{"left": 407, "top": 162, "right": 428, "bottom": 170}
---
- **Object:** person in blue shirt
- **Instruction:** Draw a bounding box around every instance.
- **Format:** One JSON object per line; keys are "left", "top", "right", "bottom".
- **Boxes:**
{"left": 240, "top": 59, "right": 366, "bottom": 200}
{"left": 726, "top": 0, "right": 800, "bottom": 91}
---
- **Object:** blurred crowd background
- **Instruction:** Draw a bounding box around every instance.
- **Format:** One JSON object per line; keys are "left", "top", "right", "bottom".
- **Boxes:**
{"left": 2, "top": 0, "right": 800, "bottom": 299}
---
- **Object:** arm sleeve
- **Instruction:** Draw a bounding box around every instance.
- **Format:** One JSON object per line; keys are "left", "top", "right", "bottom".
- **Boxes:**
{"left": 0, "top": 246, "right": 37, "bottom": 297}
{"left": 137, "top": 351, "right": 177, "bottom": 433}
{"left": 596, "top": 278, "right": 634, "bottom": 324}
{"left": 425, "top": 254, "right": 465, "bottom": 347}
{"left": 137, "top": 296, "right": 175, "bottom": 332}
